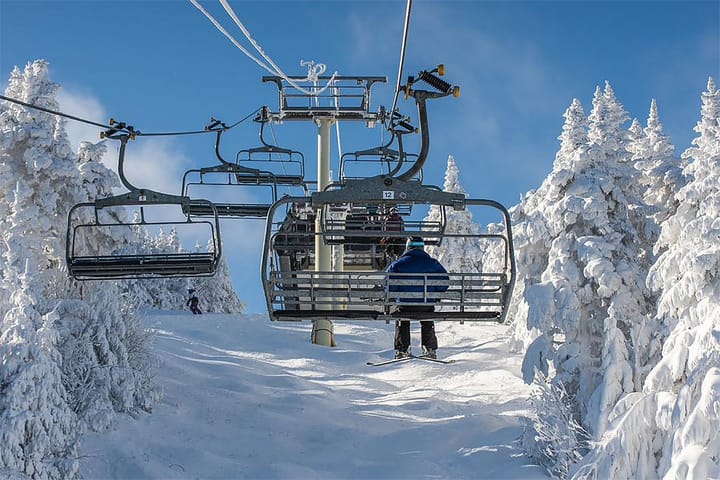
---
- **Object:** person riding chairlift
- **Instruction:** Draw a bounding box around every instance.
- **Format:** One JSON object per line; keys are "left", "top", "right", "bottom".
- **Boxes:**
{"left": 380, "top": 207, "right": 405, "bottom": 259}
{"left": 385, "top": 236, "right": 449, "bottom": 359}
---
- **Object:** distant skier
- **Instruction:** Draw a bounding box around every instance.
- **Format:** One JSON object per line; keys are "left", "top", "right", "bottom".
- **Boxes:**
{"left": 187, "top": 289, "right": 202, "bottom": 315}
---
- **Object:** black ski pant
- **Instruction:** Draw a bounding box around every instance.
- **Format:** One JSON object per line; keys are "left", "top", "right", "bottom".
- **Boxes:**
{"left": 393, "top": 305, "right": 437, "bottom": 352}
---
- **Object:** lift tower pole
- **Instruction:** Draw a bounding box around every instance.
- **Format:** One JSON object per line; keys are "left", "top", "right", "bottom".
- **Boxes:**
{"left": 312, "top": 116, "right": 335, "bottom": 346}
{"left": 262, "top": 75, "right": 387, "bottom": 347}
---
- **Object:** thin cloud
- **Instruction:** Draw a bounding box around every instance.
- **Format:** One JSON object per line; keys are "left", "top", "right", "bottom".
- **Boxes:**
{"left": 119, "top": 138, "right": 191, "bottom": 196}
{"left": 57, "top": 87, "right": 108, "bottom": 154}
{"left": 57, "top": 88, "right": 191, "bottom": 197}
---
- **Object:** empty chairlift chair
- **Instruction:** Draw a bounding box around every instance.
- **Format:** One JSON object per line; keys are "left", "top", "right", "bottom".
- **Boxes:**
{"left": 234, "top": 108, "right": 307, "bottom": 190}
{"left": 181, "top": 119, "right": 281, "bottom": 219}
{"left": 67, "top": 127, "right": 222, "bottom": 280}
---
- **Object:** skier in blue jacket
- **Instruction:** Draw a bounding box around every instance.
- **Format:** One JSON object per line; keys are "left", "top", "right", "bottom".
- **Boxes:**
{"left": 386, "top": 236, "right": 449, "bottom": 359}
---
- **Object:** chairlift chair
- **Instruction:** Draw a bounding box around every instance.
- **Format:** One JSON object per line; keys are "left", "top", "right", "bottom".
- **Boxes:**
{"left": 261, "top": 176, "right": 516, "bottom": 323}
{"left": 339, "top": 143, "right": 421, "bottom": 185}
{"left": 67, "top": 128, "right": 222, "bottom": 280}
{"left": 181, "top": 120, "right": 290, "bottom": 219}
{"left": 234, "top": 108, "right": 307, "bottom": 188}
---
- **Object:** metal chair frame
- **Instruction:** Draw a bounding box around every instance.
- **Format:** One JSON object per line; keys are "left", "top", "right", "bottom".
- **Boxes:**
{"left": 181, "top": 122, "right": 294, "bottom": 219}
{"left": 67, "top": 130, "right": 222, "bottom": 280}
{"left": 261, "top": 176, "right": 516, "bottom": 323}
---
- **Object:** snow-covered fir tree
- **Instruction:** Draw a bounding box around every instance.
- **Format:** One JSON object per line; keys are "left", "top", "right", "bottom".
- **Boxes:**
{"left": 516, "top": 83, "right": 658, "bottom": 463}
{"left": 631, "top": 99, "right": 682, "bottom": 228}
{"left": 572, "top": 77, "right": 720, "bottom": 480}
{"left": 191, "top": 239, "right": 245, "bottom": 314}
{"left": 0, "top": 60, "right": 165, "bottom": 479}
{"left": 425, "top": 155, "right": 483, "bottom": 274}
{"left": 0, "top": 270, "right": 80, "bottom": 480}
{"left": 0, "top": 60, "right": 83, "bottom": 312}
{"left": 507, "top": 98, "right": 589, "bottom": 351}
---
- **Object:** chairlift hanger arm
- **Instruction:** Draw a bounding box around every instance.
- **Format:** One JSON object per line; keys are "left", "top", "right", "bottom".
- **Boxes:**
{"left": 100, "top": 128, "right": 220, "bottom": 210}
{"left": 252, "top": 110, "right": 294, "bottom": 155}
{"left": 395, "top": 65, "right": 460, "bottom": 181}
{"left": 202, "top": 120, "right": 265, "bottom": 176}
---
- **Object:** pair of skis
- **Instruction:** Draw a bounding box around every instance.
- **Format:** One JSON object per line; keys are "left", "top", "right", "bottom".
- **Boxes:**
{"left": 367, "top": 354, "right": 456, "bottom": 367}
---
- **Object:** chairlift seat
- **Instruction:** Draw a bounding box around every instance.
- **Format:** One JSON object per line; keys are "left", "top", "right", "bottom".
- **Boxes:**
{"left": 234, "top": 172, "right": 305, "bottom": 187}
{"left": 69, "top": 252, "right": 216, "bottom": 280}
{"left": 184, "top": 202, "right": 270, "bottom": 218}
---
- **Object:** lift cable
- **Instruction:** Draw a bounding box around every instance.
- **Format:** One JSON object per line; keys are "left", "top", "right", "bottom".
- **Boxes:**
{"left": 189, "top": 0, "right": 338, "bottom": 97}
{"left": 389, "top": 0, "right": 413, "bottom": 122}
{"left": 137, "top": 107, "right": 262, "bottom": 137}
{"left": 0, "top": 93, "right": 116, "bottom": 130}
{"left": 218, "top": 0, "right": 339, "bottom": 93}
{"left": 0, "top": 94, "right": 260, "bottom": 138}
{"left": 188, "top": 0, "right": 273, "bottom": 75}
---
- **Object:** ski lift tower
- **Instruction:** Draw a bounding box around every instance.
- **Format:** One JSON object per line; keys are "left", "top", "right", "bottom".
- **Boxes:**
{"left": 262, "top": 74, "right": 387, "bottom": 346}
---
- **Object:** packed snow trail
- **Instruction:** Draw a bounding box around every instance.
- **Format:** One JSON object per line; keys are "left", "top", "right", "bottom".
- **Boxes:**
{"left": 81, "top": 312, "right": 545, "bottom": 479}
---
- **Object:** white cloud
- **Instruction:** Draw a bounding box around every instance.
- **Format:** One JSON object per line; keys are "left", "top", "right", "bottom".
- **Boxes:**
{"left": 56, "top": 87, "right": 189, "bottom": 196}
{"left": 120, "top": 138, "right": 190, "bottom": 196}
{"left": 57, "top": 87, "right": 107, "bottom": 153}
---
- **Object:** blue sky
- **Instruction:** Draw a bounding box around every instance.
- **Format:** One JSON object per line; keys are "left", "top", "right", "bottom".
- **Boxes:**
{"left": 2, "top": 0, "right": 719, "bottom": 313}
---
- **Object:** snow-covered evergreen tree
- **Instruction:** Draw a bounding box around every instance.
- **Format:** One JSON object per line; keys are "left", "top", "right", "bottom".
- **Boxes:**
{"left": 643, "top": 77, "right": 720, "bottom": 478}
{"left": 507, "top": 98, "right": 588, "bottom": 351}
{"left": 571, "top": 78, "right": 720, "bottom": 479}
{"left": 0, "top": 271, "right": 80, "bottom": 480}
{"left": 425, "top": 156, "right": 483, "bottom": 273}
{"left": 0, "top": 61, "right": 161, "bottom": 479}
{"left": 517, "top": 83, "right": 654, "bottom": 451}
{"left": 192, "top": 239, "right": 245, "bottom": 313}
{"left": 0, "top": 60, "right": 83, "bottom": 311}
{"left": 632, "top": 99, "right": 682, "bottom": 228}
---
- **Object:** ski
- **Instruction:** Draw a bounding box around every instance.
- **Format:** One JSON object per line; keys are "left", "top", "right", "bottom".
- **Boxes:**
{"left": 366, "top": 354, "right": 456, "bottom": 367}
{"left": 366, "top": 356, "right": 414, "bottom": 367}
{"left": 410, "top": 354, "right": 456, "bottom": 364}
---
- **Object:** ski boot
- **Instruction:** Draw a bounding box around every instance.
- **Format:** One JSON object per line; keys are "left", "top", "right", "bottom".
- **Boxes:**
{"left": 420, "top": 347, "right": 437, "bottom": 360}
{"left": 394, "top": 347, "right": 411, "bottom": 359}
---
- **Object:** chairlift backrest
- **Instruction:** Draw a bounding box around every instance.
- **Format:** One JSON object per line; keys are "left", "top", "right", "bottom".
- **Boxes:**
{"left": 235, "top": 117, "right": 306, "bottom": 187}
{"left": 180, "top": 123, "right": 304, "bottom": 219}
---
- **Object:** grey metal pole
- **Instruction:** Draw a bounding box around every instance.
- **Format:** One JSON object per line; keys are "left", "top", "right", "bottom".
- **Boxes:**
{"left": 312, "top": 117, "right": 335, "bottom": 346}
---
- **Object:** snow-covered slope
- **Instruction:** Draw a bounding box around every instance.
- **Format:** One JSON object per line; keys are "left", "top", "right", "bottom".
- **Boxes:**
{"left": 80, "top": 312, "right": 544, "bottom": 479}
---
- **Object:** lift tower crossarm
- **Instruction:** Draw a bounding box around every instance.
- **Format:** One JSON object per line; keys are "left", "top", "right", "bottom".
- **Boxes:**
{"left": 262, "top": 75, "right": 387, "bottom": 123}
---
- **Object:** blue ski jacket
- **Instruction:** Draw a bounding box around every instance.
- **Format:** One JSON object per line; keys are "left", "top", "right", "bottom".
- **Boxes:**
{"left": 385, "top": 249, "right": 449, "bottom": 303}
